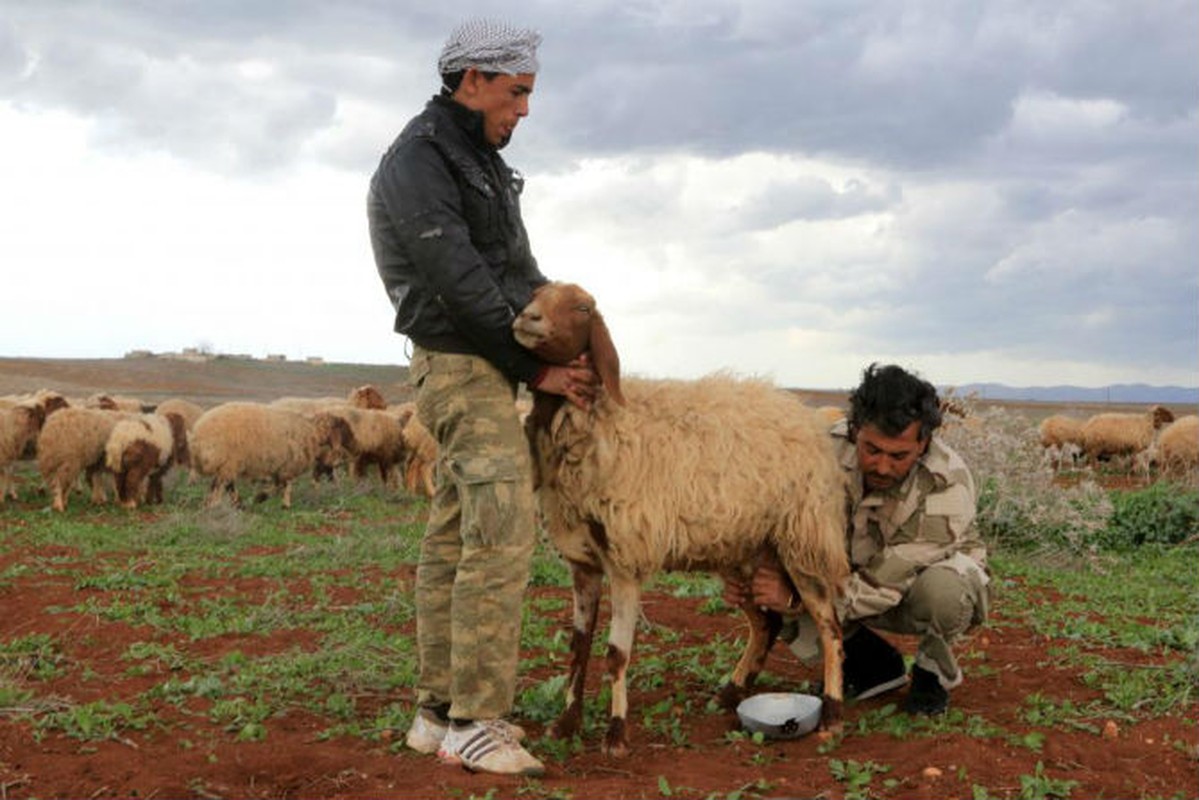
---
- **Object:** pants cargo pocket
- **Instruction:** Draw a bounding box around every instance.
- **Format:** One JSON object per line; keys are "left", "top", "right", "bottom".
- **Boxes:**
{"left": 450, "top": 457, "right": 523, "bottom": 550}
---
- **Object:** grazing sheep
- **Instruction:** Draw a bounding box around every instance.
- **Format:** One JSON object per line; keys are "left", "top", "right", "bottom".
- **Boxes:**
{"left": 514, "top": 282, "right": 849, "bottom": 756}
{"left": 190, "top": 402, "right": 353, "bottom": 508}
{"left": 37, "top": 407, "right": 133, "bottom": 511}
{"left": 0, "top": 403, "right": 45, "bottom": 504}
{"left": 0, "top": 389, "right": 71, "bottom": 417}
{"left": 1080, "top": 405, "right": 1175, "bottom": 472}
{"left": 155, "top": 398, "right": 206, "bottom": 431}
{"left": 104, "top": 412, "right": 190, "bottom": 509}
{"left": 1157, "top": 415, "right": 1198, "bottom": 479}
{"left": 1038, "top": 414, "right": 1086, "bottom": 471}
{"left": 324, "top": 406, "right": 406, "bottom": 487}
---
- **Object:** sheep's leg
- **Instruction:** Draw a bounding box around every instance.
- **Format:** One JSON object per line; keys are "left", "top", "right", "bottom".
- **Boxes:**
{"left": 205, "top": 478, "right": 222, "bottom": 507}
{"left": 207, "top": 477, "right": 239, "bottom": 508}
{"left": 603, "top": 573, "right": 642, "bottom": 758}
{"left": 793, "top": 574, "right": 844, "bottom": 732}
{"left": 49, "top": 472, "right": 68, "bottom": 512}
{"left": 717, "top": 604, "right": 779, "bottom": 710}
{"left": 147, "top": 469, "right": 166, "bottom": 505}
{"left": 280, "top": 478, "right": 294, "bottom": 509}
{"left": 549, "top": 561, "right": 603, "bottom": 741}
{"left": 86, "top": 465, "right": 108, "bottom": 505}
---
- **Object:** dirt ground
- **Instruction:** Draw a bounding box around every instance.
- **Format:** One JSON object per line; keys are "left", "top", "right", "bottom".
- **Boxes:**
{"left": 0, "top": 548, "right": 1196, "bottom": 799}
{"left": 1, "top": 357, "right": 1196, "bottom": 798}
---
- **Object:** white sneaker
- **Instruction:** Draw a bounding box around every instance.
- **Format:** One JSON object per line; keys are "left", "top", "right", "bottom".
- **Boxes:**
{"left": 437, "top": 719, "right": 545, "bottom": 777}
{"left": 406, "top": 709, "right": 527, "bottom": 754}
{"left": 405, "top": 708, "right": 448, "bottom": 754}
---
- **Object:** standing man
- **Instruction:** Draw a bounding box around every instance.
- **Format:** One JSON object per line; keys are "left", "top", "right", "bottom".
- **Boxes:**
{"left": 726, "top": 363, "right": 990, "bottom": 715}
{"left": 367, "top": 18, "right": 596, "bottom": 777}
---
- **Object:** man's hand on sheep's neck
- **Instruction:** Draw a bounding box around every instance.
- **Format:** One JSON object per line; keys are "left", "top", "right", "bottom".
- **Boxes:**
{"left": 532, "top": 356, "right": 599, "bottom": 409}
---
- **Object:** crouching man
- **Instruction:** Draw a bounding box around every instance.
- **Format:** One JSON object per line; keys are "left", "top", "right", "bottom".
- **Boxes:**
{"left": 726, "top": 363, "right": 990, "bottom": 715}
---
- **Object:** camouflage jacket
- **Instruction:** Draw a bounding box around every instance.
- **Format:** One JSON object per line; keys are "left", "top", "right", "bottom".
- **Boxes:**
{"left": 830, "top": 419, "right": 989, "bottom": 621}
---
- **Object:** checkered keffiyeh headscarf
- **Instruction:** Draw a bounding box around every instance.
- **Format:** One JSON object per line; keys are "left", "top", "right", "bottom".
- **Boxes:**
{"left": 437, "top": 18, "right": 541, "bottom": 76}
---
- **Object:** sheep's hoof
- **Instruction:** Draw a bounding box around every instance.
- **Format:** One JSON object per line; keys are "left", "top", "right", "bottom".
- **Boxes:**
{"left": 602, "top": 717, "right": 628, "bottom": 758}
{"left": 716, "top": 681, "right": 747, "bottom": 711}
{"left": 548, "top": 710, "right": 581, "bottom": 740}
{"left": 819, "top": 695, "right": 844, "bottom": 733}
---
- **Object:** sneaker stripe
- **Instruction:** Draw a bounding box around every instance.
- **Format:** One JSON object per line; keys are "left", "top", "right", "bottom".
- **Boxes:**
{"left": 459, "top": 729, "right": 501, "bottom": 762}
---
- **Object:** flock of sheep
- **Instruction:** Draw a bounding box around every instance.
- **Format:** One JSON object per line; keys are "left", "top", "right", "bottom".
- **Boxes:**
{"left": 1038, "top": 404, "right": 1198, "bottom": 478}
{"left": 3, "top": 385, "right": 1195, "bottom": 518}
{"left": 0, "top": 386, "right": 437, "bottom": 512}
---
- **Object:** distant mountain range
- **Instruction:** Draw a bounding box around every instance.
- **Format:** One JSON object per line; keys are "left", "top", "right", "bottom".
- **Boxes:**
{"left": 947, "top": 383, "right": 1199, "bottom": 405}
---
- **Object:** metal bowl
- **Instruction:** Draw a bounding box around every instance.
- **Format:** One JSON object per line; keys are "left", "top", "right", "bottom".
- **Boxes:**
{"left": 736, "top": 692, "right": 823, "bottom": 739}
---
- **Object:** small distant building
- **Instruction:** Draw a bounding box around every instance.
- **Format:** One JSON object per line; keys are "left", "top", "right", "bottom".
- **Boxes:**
{"left": 305, "top": 356, "right": 326, "bottom": 365}
{"left": 265, "top": 354, "right": 288, "bottom": 362}
{"left": 124, "top": 349, "right": 154, "bottom": 359}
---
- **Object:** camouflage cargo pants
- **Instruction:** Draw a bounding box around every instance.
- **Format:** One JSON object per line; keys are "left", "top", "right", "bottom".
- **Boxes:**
{"left": 787, "top": 562, "right": 989, "bottom": 689}
{"left": 408, "top": 347, "right": 537, "bottom": 721}
{"left": 859, "top": 563, "right": 989, "bottom": 689}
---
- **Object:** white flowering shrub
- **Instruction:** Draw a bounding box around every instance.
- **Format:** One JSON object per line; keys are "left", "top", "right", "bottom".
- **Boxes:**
{"left": 938, "top": 400, "right": 1112, "bottom": 553}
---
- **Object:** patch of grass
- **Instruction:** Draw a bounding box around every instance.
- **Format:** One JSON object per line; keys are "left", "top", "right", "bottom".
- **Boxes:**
{"left": 1016, "top": 761, "right": 1080, "bottom": 799}
{"left": 828, "top": 758, "right": 892, "bottom": 800}
{"left": 36, "top": 699, "right": 157, "bottom": 742}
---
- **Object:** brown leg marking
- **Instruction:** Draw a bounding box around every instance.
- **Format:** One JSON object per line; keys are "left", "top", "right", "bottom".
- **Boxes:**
{"left": 549, "top": 562, "right": 602, "bottom": 741}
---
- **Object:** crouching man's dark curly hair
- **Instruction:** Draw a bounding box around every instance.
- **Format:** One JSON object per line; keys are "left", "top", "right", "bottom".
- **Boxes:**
{"left": 847, "top": 363, "right": 943, "bottom": 443}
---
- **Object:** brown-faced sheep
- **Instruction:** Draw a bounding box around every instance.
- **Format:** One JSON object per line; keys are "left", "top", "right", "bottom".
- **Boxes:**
{"left": 190, "top": 402, "right": 354, "bottom": 509}
{"left": 155, "top": 398, "right": 206, "bottom": 431}
{"left": 37, "top": 407, "right": 133, "bottom": 511}
{"left": 1038, "top": 414, "right": 1086, "bottom": 471}
{"left": 1080, "top": 405, "right": 1175, "bottom": 472}
{"left": 267, "top": 399, "right": 402, "bottom": 487}
{"left": 1157, "top": 415, "right": 1198, "bottom": 480}
{"left": 513, "top": 282, "right": 849, "bottom": 757}
{"left": 104, "top": 412, "right": 190, "bottom": 509}
{"left": 0, "top": 389, "right": 71, "bottom": 417}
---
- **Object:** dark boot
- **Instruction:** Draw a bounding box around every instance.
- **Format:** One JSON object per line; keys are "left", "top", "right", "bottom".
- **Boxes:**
{"left": 843, "top": 627, "right": 907, "bottom": 701}
{"left": 903, "top": 665, "right": 949, "bottom": 715}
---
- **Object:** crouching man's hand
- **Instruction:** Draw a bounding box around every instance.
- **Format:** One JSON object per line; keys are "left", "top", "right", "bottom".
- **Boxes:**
{"left": 723, "top": 564, "right": 802, "bottom": 614}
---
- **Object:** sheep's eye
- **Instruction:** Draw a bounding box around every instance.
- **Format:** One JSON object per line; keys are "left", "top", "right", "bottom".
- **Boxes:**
{"left": 574, "top": 304, "right": 592, "bottom": 314}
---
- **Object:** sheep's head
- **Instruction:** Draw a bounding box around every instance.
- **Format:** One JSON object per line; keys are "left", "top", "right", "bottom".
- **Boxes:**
{"left": 349, "top": 385, "right": 387, "bottom": 410}
{"left": 1150, "top": 405, "right": 1175, "bottom": 429}
{"left": 513, "top": 282, "right": 624, "bottom": 405}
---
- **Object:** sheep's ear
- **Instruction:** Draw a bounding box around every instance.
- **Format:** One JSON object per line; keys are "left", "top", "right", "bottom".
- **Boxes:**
{"left": 589, "top": 310, "right": 624, "bottom": 406}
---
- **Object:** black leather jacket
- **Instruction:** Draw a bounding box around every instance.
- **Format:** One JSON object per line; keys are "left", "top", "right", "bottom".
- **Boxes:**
{"left": 367, "top": 95, "right": 546, "bottom": 384}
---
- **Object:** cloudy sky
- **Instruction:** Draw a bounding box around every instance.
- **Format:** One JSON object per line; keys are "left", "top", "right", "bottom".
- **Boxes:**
{"left": 2, "top": 1, "right": 1195, "bottom": 390}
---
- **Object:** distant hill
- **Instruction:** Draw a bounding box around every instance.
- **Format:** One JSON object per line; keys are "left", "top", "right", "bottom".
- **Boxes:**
{"left": 2, "top": 357, "right": 1196, "bottom": 411}
{"left": 949, "top": 382, "right": 1199, "bottom": 405}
